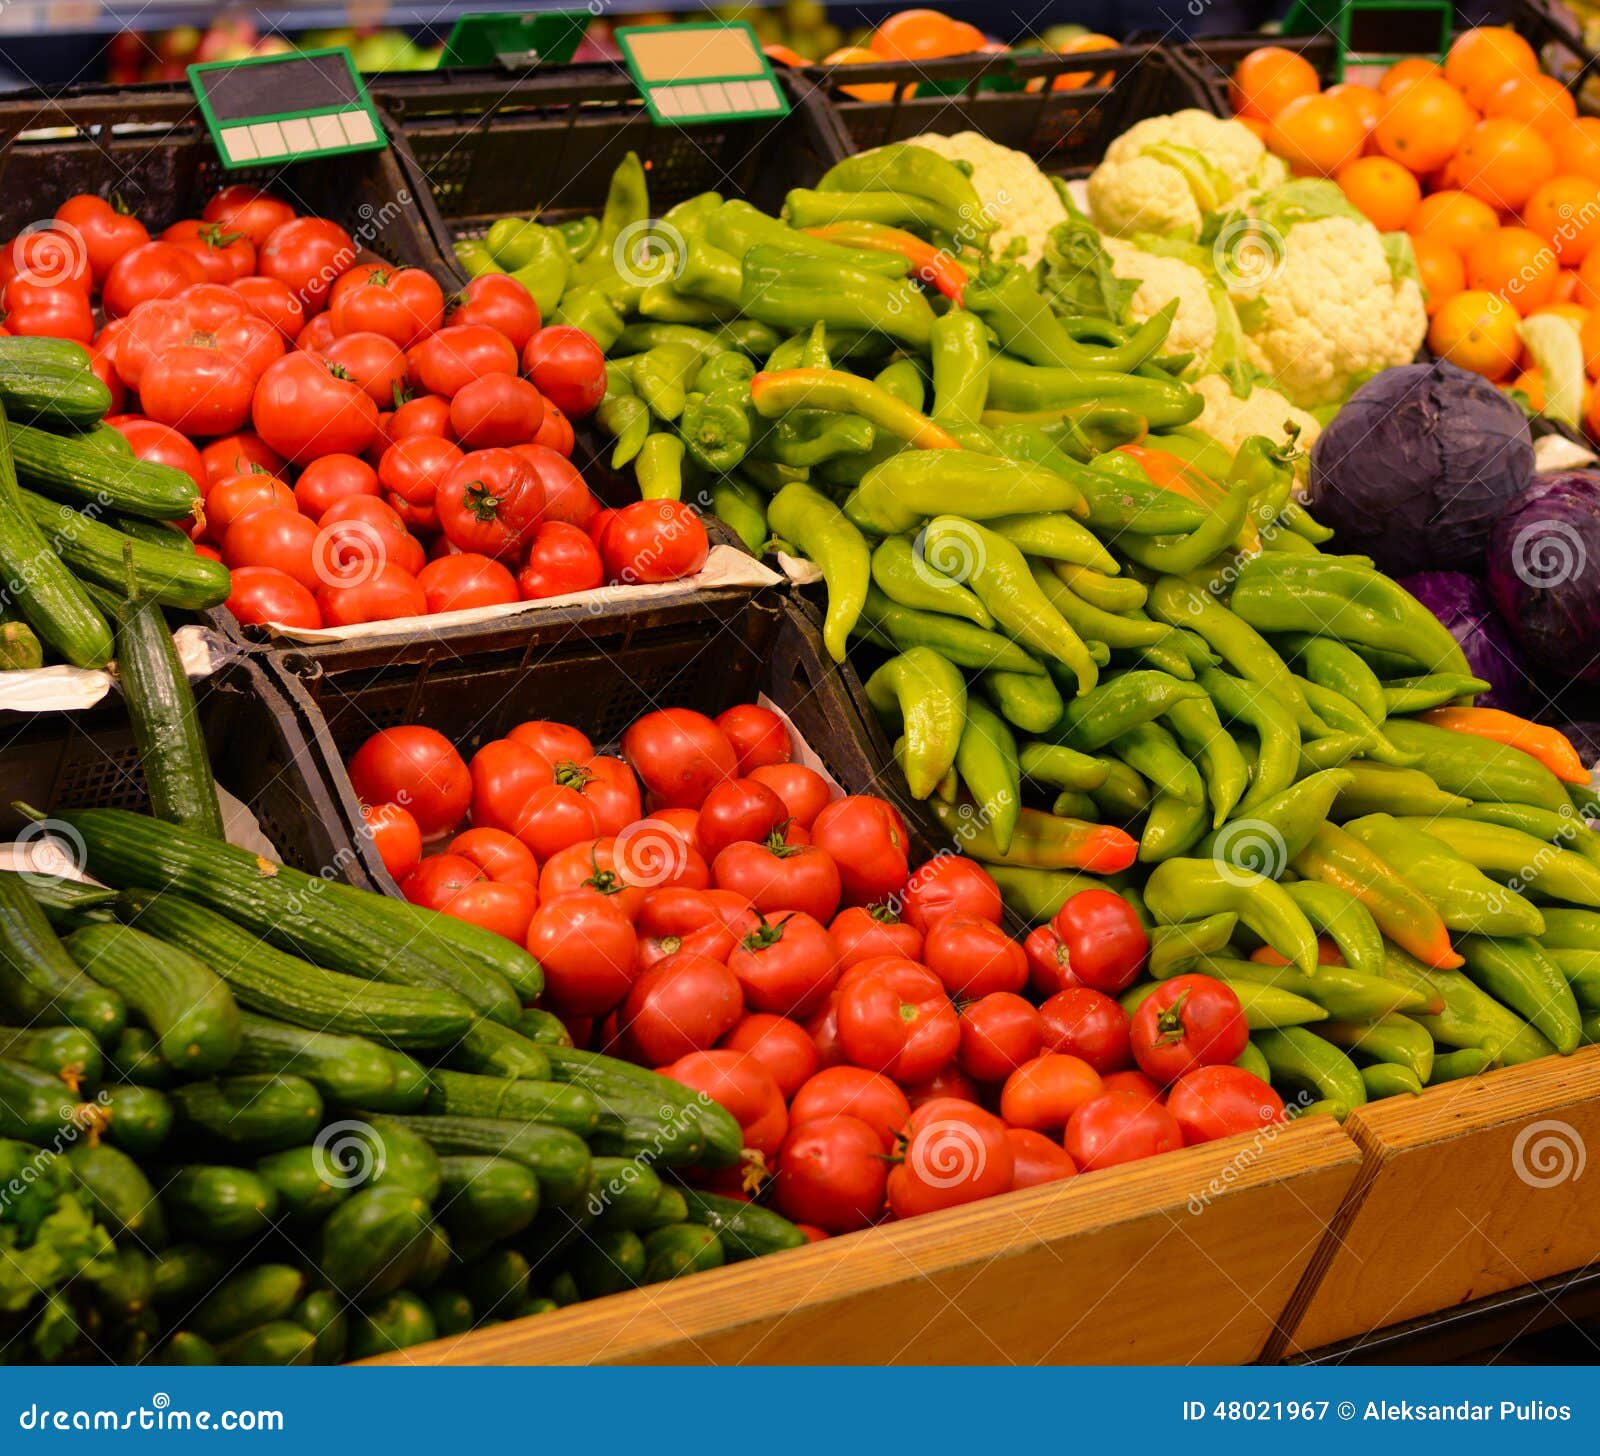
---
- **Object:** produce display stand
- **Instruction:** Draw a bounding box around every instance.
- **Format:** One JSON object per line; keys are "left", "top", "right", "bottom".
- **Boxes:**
{"left": 365, "top": 1114, "right": 1358, "bottom": 1365}
{"left": 1268, "top": 1045, "right": 1600, "bottom": 1358}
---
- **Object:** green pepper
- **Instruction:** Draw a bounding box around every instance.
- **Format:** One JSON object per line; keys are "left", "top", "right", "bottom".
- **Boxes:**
{"left": 1378, "top": 722, "right": 1570, "bottom": 812}
{"left": 762, "top": 411, "right": 875, "bottom": 469}
{"left": 1089, "top": 758, "right": 1152, "bottom": 822}
{"left": 1031, "top": 566, "right": 1183, "bottom": 660}
{"left": 1076, "top": 460, "right": 1212, "bottom": 536}
{"left": 1427, "top": 1047, "right": 1495, "bottom": 1083}
{"left": 740, "top": 247, "right": 934, "bottom": 350}
{"left": 1453, "top": 802, "right": 1600, "bottom": 863}
{"left": 708, "top": 200, "right": 911, "bottom": 277}
{"left": 1379, "top": 673, "right": 1491, "bottom": 715}
{"left": 1412, "top": 965, "right": 1556, "bottom": 1064}
{"left": 934, "top": 803, "right": 1138, "bottom": 876}
{"left": 783, "top": 186, "right": 973, "bottom": 239}
{"left": 637, "top": 284, "right": 725, "bottom": 324}
{"left": 1543, "top": 909, "right": 1600, "bottom": 949}
{"left": 556, "top": 216, "right": 599, "bottom": 262}
{"left": 553, "top": 287, "right": 624, "bottom": 352}
{"left": 680, "top": 387, "right": 757, "bottom": 473}
{"left": 1113, "top": 723, "right": 1205, "bottom": 809}
{"left": 871, "top": 535, "right": 991, "bottom": 627}
{"left": 854, "top": 587, "right": 1044, "bottom": 676}
{"left": 628, "top": 343, "right": 703, "bottom": 423}
{"left": 674, "top": 237, "right": 744, "bottom": 308}
{"left": 1254, "top": 1027, "right": 1366, "bottom": 1116}
{"left": 1359, "top": 1063, "right": 1423, "bottom": 1099}
{"left": 598, "top": 151, "right": 648, "bottom": 254}
{"left": 1197, "top": 667, "right": 1301, "bottom": 817}
{"left": 873, "top": 357, "right": 927, "bottom": 412}
{"left": 1164, "top": 695, "right": 1250, "bottom": 827}
{"left": 1571, "top": 781, "right": 1600, "bottom": 820}
{"left": 1219, "top": 959, "right": 1430, "bottom": 1020}
{"left": 486, "top": 220, "right": 571, "bottom": 315}
{"left": 1549, "top": 947, "right": 1600, "bottom": 1009}
{"left": 1391, "top": 816, "right": 1600, "bottom": 906}
{"left": 1457, "top": 934, "right": 1581, "bottom": 1054}
{"left": 1293, "top": 678, "right": 1418, "bottom": 769}
{"left": 1195, "top": 767, "right": 1352, "bottom": 875}
{"left": 1144, "top": 859, "right": 1320, "bottom": 974}
{"left": 817, "top": 144, "right": 989, "bottom": 236}
{"left": 1283, "top": 881, "right": 1385, "bottom": 978}
{"left": 864, "top": 648, "right": 966, "bottom": 800}
{"left": 753, "top": 368, "right": 960, "bottom": 459}
{"left": 616, "top": 321, "right": 726, "bottom": 358}
{"left": 454, "top": 238, "right": 501, "bottom": 278}
{"left": 594, "top": 389, "right": 650, "bottom": 470}
{"left": 1279, "top": 632, "right": 1388, "bottom": 724}
{"left": 1314, "top": 1014, "right": 1434, "bottom": 1082}
{"left": 987, "top": 513, "right": 1117, "bottom": 573}
{"left": 767, "top": 483, "right": 869, "bottom": 663}
{"left": 1328, "top": 761, "right": 1470, "bottom": 821}
{"left": 1279, "top": 500, "right": 1334, "bottom": 542}
{"left": 1047, "top": 564, "right": 1143, "bottom": 615}
{"left": 1018, "top": 742, "right": 1109, "bottom": 793}
{"left": 1139, "top": 794, "right": 1210, "bottom": 863}
{"left": 951, "top": 698, "right": 1021, "bottom": 855}
{"left": 985, "top": 355, "right": 1203, "bottom": 429}
{"left": 1051, "top": 671, "right": 1206, "bottom": 752}
{"left": 928, "top": 310, "right": 989, "bottom": 426}
{"left": 707, "top": 475, "right": 767, "bottom": 555}
{"left": 982, "top": 670, "right": 1064, "bottom": 735}
{"left": 1218, "top": 980, "right": 1329, "bottom": 1030}
{"left": 987, "top": 866, "right": 1120, "bottom": 923}
{"left": 967, "top": 264, "right": 1175, "bottom": 373}
{"left": 694, "top": 350, "right": 756, "bottom": 395}
{"left": 845, "top": 453, "right": 1088, "bottom": 538}
{"left": 634, "top": 433, "right": 685, "bottom": 503}
{"left": 1148, "top": 912, "right": 1239, "bottom": 979}
{"left": 1299, "top": 733, "right": 1364, "bottom": 773}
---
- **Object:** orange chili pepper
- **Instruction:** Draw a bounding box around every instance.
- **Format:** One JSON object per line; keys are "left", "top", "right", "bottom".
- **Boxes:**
{"left": 1250, "top": 938, "right": 1346, "bottom": 968}
{"left": 1420, "top": 707, "right": 1590, "bottom": 785}
{"left": 802, "top": 222, "right": 967, "bottom": 303}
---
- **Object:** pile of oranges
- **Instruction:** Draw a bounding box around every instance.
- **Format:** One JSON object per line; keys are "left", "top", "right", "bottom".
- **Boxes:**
{"left": 1232, "top": 27, "right": 1600, "bottom": 433}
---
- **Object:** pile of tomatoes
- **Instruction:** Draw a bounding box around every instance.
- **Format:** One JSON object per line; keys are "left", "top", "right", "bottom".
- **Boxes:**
{"left": 343, "top": 701, "right": 1286, "bottom": 1235}
{"left": 1231, "top": 28, "right": 1600, "bottom": 428}
{"left": 9, "top": 183, "right": 709, "bottom": 631}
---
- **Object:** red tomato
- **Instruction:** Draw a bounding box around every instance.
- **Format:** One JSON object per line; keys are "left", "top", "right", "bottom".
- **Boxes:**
{"left": 1064, "top": 1091, "right": 1184, "bottom": 1172}
{"left": 161, "top": 218, "right": 254, "bottom": 282}
{"left": 886, "top": 1102, "right": 1013, "bottom": 1217}
{"left": 224, "top": 564, "right": 320, "bottom": 630}
{"left": 349, "top": 725, "right": 470, "bottom": 838}
{"left": 232, "top": 276, "right": 305, "bottom": 342}
{"left": 923, "top": 914, "right": 1026, "bottom": 998}
{"left": 1, "top": 279, "right": 92, "bottom": 344}
{"left": 900, "top": 855, "right": 1002, "bottom": 934}
{"left": 748, "top": 762, "right": 832, "bottom": 829}
{"left": 1130, "top": 974, "right": 1248, "bottom": 1084}
{"left": 0, "top": 227, "right": 91, "bottom": 294}
{"left": 710, "top": 703, "right": 791, "bottom": 775}
{"left": 446, "top": 827, "right": 539, "bottom": 886}
{"left": 900, "top": 1064, "right": 981, "bottom": 1108}
{"left": 597, "top": 500, "right": 709, "bottom": 583}
{"left": 378, "top": 434, "right": 462, "bottom": 533}
{"left": 620, "top": 952, "right": 744, "bottom": 1064}
{"left": 292, "top": 454, "right": 376, "bottom": 518}
{"left": 957, "top": 992, "right": 1043, "bottom": 1082}
{"left": 1051, "top": 889, "right": 1149, "bottom": 994}
{"left": 102, "top": 242, "right": 205, "bottom": 318}
{"left": 469, "top": 737, "right": 555, "bottom": 833}
{"left": 416, "top": 553, "right": 518, "bottom": 614}
{"left": 106, "top": 417, "right": 205, "bottom": 492}
{"left": 408, "top": 324, "right": 518, "bottom": 398}
{"left": 436, "top": 447, "right": 545, "bottom": 559}
{"left": 1039, "top": 988, "right": 1133, "bottom": 1075}
{"left": 1100, "top": 1069, "right": 1163, "bottom": 1103}
{"left": 528, "top": 893, "right": 639, "bottom": 1016}
{"left": 659, "top": 1049, "right": 788, "bottom": 1159}
{"left": 521, "top": 325, "right": 606, "bottom": 416}
{"left": 329, "top": 264, "right": 444, "bottom": 348}
{"left": 389, "top": 393, "right": 453, "bottom": 442}
{"left": 622, "top": 708, "right": 736, "bottom": 809}
{"left": 221, "top": 507, "right": 319, "bottom": 590}
{"left": 449, "top": 273, "right": 541, "bottom": 350}
{"left": 320, "top": 330, "right": 408, "bottom": 410}
{"left": 836, "top": 959, "right": 957, "bottom": 1083}
{"left": 773, "top": 1116, "right": 886, "bottom": 1233}
{"left": 562, "top": 757, "right": 644, "bottom": 841}
{"left": 720, "top": 1013, "right": 817, "bottom": 1099}
{"left": 532, "top": 401, "right": 574, "bottom": 457}
{"left": 317, "top": 564, "right": 428, "bottom": 627}
{"left": 727, "top": 910, "right": 839, "bottom": 1017}
{"left": 1167, "top": 1066, "right": 1285, "bottom": 1145}
{"left": 512, "top": 520, "right": 599, "bottom": 599}
{"left": 361, "top": 801, "right": 422, "bottom": 882}
{"left": 789, "top": 1066, "right": 909, "bottom": 1153}
{"left": 539, "top": 836, "right": 649, "bottom": 919}
{"left": 507, "top": 720, "right": 591, "bottom": 763}
{"left": 317, "top": 495, "right": 426, "bottom": 579}
{"left": 999, "top": 1054, "right": 1105, "bottom": 1132}
{"left": 712, "top": 835, "right": 841, "bottom": 923}
{"left": 508, "top": 783, "right": 599, "bottom": 862}
{"left": 87, "top": 333, "right": 125, "bottom": 413}
{"left": 694, "top": 778, "right": 788, "bottom": 861}
{"left": 201, "top": 432, "right": 283, "bottom": 488}
{"left": 203, "top": 185, "right": 294, "bottom": 249}
{"left": 449, "top": 373, "right": 545, "bottom": 449}
{"left": 828, "top": 904, "right": 921, "bottom": 969}
{"left": 400, "top": 852, "right": 481, "bottom": 910}
{"left": 297, "top": 312, "right": 337, "bottom": 355}
{"left": 634, "top": 886, "right": 742, "bottom": 971}
{"left": 403, "top": 855, "right": 536, "bottom": 943}
{"left": 1024, "top": 926, "right": 1081, "bottom": 997}
{"left": 252, "top": 352, "right": 378, "bottom": 465}
{"left": 257, "top": 216, "right": 356, "bottom": 310}
{"left": 203, "top": 474, "right": 294, "bottom": 543}
{"left": 809, "top": 796, "right": 909, "bottom": 906}
{"left": 56, "top": 195, "right": 148, "bottom": 284}
{"left": 510, "top": 443, "right": 591, "bottom": 526}
{"left": 1005, "top": 1128, "right": 1078, "bottom": 1189}
{"left": 141, "top": 337, "right": 262, "bottom": 436}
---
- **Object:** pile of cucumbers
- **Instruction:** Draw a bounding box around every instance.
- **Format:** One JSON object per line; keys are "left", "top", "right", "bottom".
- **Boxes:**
{"left": 0, "top": 808, "right": 802, "bottom": 1365}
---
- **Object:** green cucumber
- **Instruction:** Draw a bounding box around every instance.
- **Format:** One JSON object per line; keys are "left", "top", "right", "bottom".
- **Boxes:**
{"left": 348, "top": 1292, "right": 437, "bottom": 1358}
{"left": 25, "top": 876, "right": 117, "bottom": 928}
{"left": 255, "top": 1145, "right": 348, "bottom": 1221}
{"left": 99, "top": 1084, "right": 173, "bottom": 1155}
{"left": 0, "top": 1058, "right": 79, "bottom": 1143}
{"left": 113, "top": 514, "right": 196, "bottom": 553}
{"left": 291, "top": 1289, "right": 349, "bottom": 1364}
{"left": 426, "top": 1288, "right": 474, "bottom": 1337}
{"left": 0, "top": 1024, "right": 101, "bottom": 1084}
{"left": 95, "top": 1247, "right": 155, "bottom": 1321}
{"left": 216, "top": 1320, "right": 316, "bottom": 1366}
{"left": 640, "top": 1185, "right": 689, "bottom": 1228}
{"left": 381, "top": 1050, "right": 431, "bottom": 1110}
{"left": 587, "top": 1156, "right": 663, "bottom": 1229}
{"left": 0, "top": 337, "right": 94, "bottom": 371}
{"left": 0, "top": 869, "right": 125, "bottom": 1040}
{"left": 412, "top": 1219, "right": 452, "bottom": 1289}
{"left": 160, "top": 1332, "right": 219, "bottom": 1365}
{"left": 103, "top": 1025, "right": 172, "bottom": 1087}
{"left": 151, "top": 1245, "right": 227, "bottom": 1306}
{"left": 317, "top": 1186, "right": 433, "bottom": 1300}
{"left": 233, "top": 1013, "right": 399, "bottom": 1105}
{"left": 162, "top": 1165, "right": 278, "bottom": 1242}
{"left": 117, "top": 890, "right": 474, "bottom": 1050}
{"left": 0, "top": 354, "right": 108, "bottom": 427}
{"left": 436, "top": 1155, "right": 540, "bottom": 1244}
{"left": 424, "top": 1071, "right": 599, "bottom": 1135}
{"left": 0, "top": 619, "right": 42, "bottom": 669}
{"left": 66, "top": 1142, "right": 166, "bottom": 1246}
{"left": 384, "top": 1114, "right": 592, "bottom": 1207}
{"left": 171, "top": 1073, "right": 322, "bottom": 1150}
{"left": 27, "top": 491, "right": 229, "bottom": 607}
{"left": 66, "top": 922, "right": 238, "bottom": 1072}
{"left": 191, "top": 1265, "right": 306, "bottom": 1342}
{"left": 678, "top": 1188, "right": 806, "bottom": 1260}
{"left": 10, "top": 417, "right": 200, "bottom": 520}
{"left": 460, "top": 1250, "right": 530, "bottom": 1323}
{"left": 641, "top": 1223, "right": 724, "bottom": 1282}
{"left": 365, "top": 1116, "right": 442, "bottom": 1201}
{"left": 515, "top": 1007, "right": 574, "bottom": 1045}
{"left": 444, "top": 1020, "right": 552, "bottom": 1078}
{"left": 570, "top": 1228, "right": 646, "bottom": 1298}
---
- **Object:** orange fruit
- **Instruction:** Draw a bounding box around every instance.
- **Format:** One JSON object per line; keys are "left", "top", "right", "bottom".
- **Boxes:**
{"left": 1580, "top": 308, "right": 1600, "bottom": 375}
{"left": 1336, "top": 155, "right": 1421, "bottom": 230}
{"left": 1455, "top": 118, "right": 1556, "bottom": 212}
{"left": 870, "top": 10, "right": 969, "bottom": 61}
{"left": 1379, "top": 57, "right": 1441, "bottom": 97}
{"left": 1229, "top": 46, "right": 1320, "bottom": 123}
{"left": 1374, "top": 76, "right": 1474, "bottom": 173}
{"left": 1508, "top": 366, "right": 1546, "bottom": 410}
{"left": 1444, "top": 25, "right": 1540, "bottom": 110}
{"left": 1412, "top": 235, "right": 1466, "bottom": 315}
{"left": 1236, "top": 115, "right": 1269, "bottom": 141}
{"left": 1269, "top": 92, "right": 1366, "bottom": 175}
{"left": 1552, "top": 272, "right": 1584, "bottom": 305}
{"left": 1553, "top": 117, "right": 1600, "bottom": 182}
{"left": 1465, "top": 225, "right": 1559, "bottom": 312}
{"left": 1325, "top": 81, "right": 1383, "bottom": 133}
{"left": 1485, "top": 72, "right": 1578, "bottom": 138}
{"left": 1054, "top": 31, "right": 1116, "bottom": 89}
{"left": 1408, "top": 190, "right": 1500, "bottom": 255}
{"left": 1577, "top": 246, "right": 1600, "bottom": 306}
{"left": 763, "top": 44, "right": 805, "bottom": 67}
{"left": 821, "top": 47, "right": 893, "bottom": 102}
{"left": 1428, "top": 289, "right": 1522, "bottom": 378}
{"left": 1523, "top": 174, "right": 1600, "bottom": 265}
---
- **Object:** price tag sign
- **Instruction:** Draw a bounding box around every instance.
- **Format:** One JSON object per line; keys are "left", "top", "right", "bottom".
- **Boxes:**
{"left": 617, "top": 21, "right": 790, "bottom": 127}
{"left": 188, "top": 47, "right": 387, "bottom": 170}
{"left": 441, "top": 10, "right": 590, "bottom": 70}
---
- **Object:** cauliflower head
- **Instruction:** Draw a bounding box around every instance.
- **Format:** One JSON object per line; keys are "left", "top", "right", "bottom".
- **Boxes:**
{"left": 1101, "top": 237, "right": 1217, "bottom": 368}
{"left": 914, "top": 130, "right": 1067, "bottom": 267}
{"left": 1192, "top": 374, "right": 1321, "bottom": 459}
{"left": 1087, "top": 110, "right": 1287, "bottom": 240}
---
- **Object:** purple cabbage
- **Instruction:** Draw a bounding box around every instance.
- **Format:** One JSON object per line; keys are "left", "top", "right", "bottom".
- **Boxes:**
{"left": 1399, "top": 571, "right": 1527, "bottom": 710}
{"left": 1486, "top": 472, "right": 1600, "bottom": 685}
{"left": 1308, "top": 361, "right": 1533, "bottom": 574}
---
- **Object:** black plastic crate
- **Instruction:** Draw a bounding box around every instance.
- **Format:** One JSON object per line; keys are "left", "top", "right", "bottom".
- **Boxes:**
{"left": 370, "top": 63, "right": 850, "bottom": 267}
{"left": 0, "top": 84, "right": 445, "bottom": 274}
{"left": 0, "top": 655, "right": 362, "bottom": 885}
{"left": 802, "top": 44, "right": 1213, "bottom": 175}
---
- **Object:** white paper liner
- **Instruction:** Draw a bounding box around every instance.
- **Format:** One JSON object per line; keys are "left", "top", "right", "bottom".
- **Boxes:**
{"left": 0, "top": 627, "right": 222, "bottom": 715}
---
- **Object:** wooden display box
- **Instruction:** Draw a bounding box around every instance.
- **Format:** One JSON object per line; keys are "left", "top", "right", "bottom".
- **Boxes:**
{"left": 368, "top": 1116, "right": 1357, "bottom": 1367}
{"left": 1273, "top": 1045, "right": 1600, "bottom": 1357}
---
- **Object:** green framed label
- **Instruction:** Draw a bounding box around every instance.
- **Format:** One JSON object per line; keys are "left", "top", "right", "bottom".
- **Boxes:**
{"left": 188, "top": 47, "right": 387, "bottom": 169}
{"left": 441, "top": 10, "right": 590, "bottom": 70}
{"left": 1282, "top": 0, "right": 1452, "bottom": 79}
{"left": 617, "top": 21, "right": 790, "bottom": 127}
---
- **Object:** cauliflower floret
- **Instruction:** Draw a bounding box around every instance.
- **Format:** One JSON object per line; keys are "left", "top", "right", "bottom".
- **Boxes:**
{"left": 1192, "top": 374, "right": 1321, "bottom": 459}
{"left": 1087, "top": 110, "right": 1288, "bottom": 239}
{"left": 1234, "top": 215, "right": 1427, "bottom": 410}
{"left": 913, "top": 131, "right": 1066, "bottom": 266}
{"left": 1101, "top": 237, "right": 1217, "bottom": 368}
